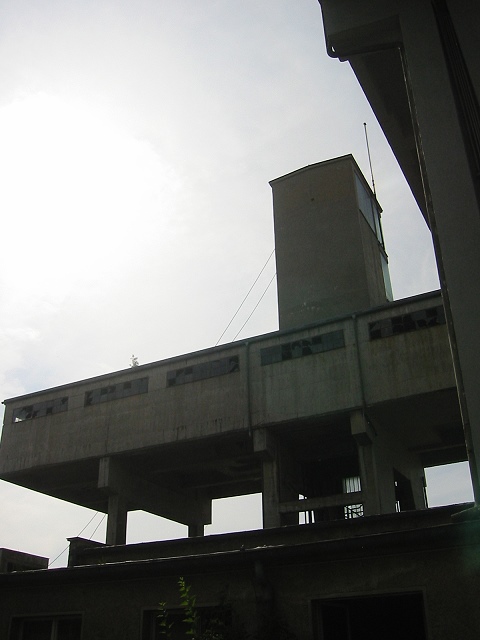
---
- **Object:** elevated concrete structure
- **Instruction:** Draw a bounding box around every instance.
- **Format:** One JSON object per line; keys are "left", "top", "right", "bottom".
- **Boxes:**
{"left": 0, "top": 290, "right": 463, "bottom": 542}
{"left": 0, "top": 156, "right": 465, "bottom": 547}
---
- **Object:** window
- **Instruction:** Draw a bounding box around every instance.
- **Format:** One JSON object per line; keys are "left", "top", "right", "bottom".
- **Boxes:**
{"left": 260, "top": 330, "right": 345, "bottom": 366}
{"left": 394, "top": 469, "right": 416, "bottom": 512}
{"left": 344, "top": 503, "right": 364, "bottom": 519}
{"left": 314, "top": 593, "right": 426, "bottom": 640}
{"left": 355, "top": 173, "right": 384, "bottom": 246}
{"left": 12, "top": 397, "right": 68, "bottom": 423}
{"left": 85, "top": 377, "right": 148, "bottom": 406}
{"left": 342, "top": 475, "right": 361, "bottom": 494}
{"left": 368, "top": 305, "right": 446, "bottom": 340}
{"left": 167, "top": 355, "right": 240, "bottom": 387}
{"left": 342, "top": 476, "right": 363, "bottom": 519}
{"left": 10, "top": 616, "right": 82, "bottom": 640}
{"left": 381, "top": 253, "right": 394, "bottom": 301}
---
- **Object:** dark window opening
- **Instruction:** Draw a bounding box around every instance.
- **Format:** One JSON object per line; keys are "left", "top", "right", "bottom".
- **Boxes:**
{"left": 394, "top": 469, "right": 416, "bottom": 512}
{"left": 301, "top": 457, "right": 362, "bottom": 523}
{"left": 12, "top": 397, "right": 68, "bottom": 423}
{"left": 167, "top": 355, "right": 240, "bottom": 387}
{"left": 343, "top": 476, "right": 364, "bottom": 520}
{"left": 9, "top": 615, "right": 82, "bottom": 640}
{"left": 344, "top": 503, "right": 364, "bottom": 519}
{"left": 369, "top": 305, "right": 446, "bottom": 340}
{"left": 261, "top": 330, "right": 345, "bottom": 366}
{"left": 355, "top": 173, "right": 385, "bottom": 247}
{"left": 84, "top": 377, "right": 149, "bottom": 406}
{"left": 314, "top": 592, "right": 426, "bottom": 640}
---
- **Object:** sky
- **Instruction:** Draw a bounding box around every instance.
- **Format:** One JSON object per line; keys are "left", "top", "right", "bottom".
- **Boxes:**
{"left": 0, "top": 0, "right": 473, "bottom": 567}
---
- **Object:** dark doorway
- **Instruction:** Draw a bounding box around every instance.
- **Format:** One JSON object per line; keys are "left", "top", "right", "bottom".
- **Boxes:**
{"left": 394, "top": 469, "right": 416, "bottom": 512}
{"left": 315, "top": 592, "right": 427, "bottom": 640}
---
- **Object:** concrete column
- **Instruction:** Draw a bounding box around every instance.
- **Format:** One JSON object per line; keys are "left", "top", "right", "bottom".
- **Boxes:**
{"left": 352, "top": 409, "right": 428, "bottom": 515}
{"left": 187, "top": 523, "right": 204, "bottom": 538}
{"left": 254, "top": 428, "right": 298, "bottom": 528}
{"left": 400, "top": 1, "right": 480, "bottom": 503}
{"left": 261, "top": 457, "right": 282, "bottom": 529}
{"left": 351, "top": 411, "right": 382, "bottom": 516}
{"left": 98, "top": 456, "right": 211, "bottom": 533}
{"left": 357, "top": 443, "right": 382, "bottom": 516}
{"left": 106, "top": 494, "right": 127, "bottom": 546}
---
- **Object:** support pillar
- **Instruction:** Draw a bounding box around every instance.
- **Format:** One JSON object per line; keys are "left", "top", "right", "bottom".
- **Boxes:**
{"left": 98, "top": 456, "right": 211, "bottom": 538}
{"left": 351, "top": 410, "right": 427, "bottom": 515}
{"left": 188, "top": 523, "right": 204, "bottom": 538}
{"left": 351, "top": 410, "right": 382, "bottom": 516}
{"left": 254, "top": 428, "right": 298, "bottom": 528}
{"left": 261, "top": 456, "right": 282, "bottom": 529}
{"left": 106, "top": 494, "right": 128, "bottom": 546}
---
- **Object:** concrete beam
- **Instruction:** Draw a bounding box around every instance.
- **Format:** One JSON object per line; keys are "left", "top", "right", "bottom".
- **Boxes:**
{"left": 98, "top": 457, "right": 211, "bottom": 528}
{"left": 106, "top": 494, "right": 127, "bottom": 546}
{"left": 256, "top": 429, "right": 299, "bottom": 528}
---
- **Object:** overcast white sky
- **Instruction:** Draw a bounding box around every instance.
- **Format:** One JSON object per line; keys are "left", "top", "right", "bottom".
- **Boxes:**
{"left": 0, "top": 0, "right": 473, "bottom": 567}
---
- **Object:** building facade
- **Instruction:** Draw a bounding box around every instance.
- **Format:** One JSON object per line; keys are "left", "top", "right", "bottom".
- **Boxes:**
{"left": 318, "top": 0, "right": 480, "bottom": 505}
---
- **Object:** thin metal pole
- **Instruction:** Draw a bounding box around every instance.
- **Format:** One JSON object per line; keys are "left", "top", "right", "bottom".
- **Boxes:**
{"left": 363, "top": 122, "right": 376, "bottom": 197}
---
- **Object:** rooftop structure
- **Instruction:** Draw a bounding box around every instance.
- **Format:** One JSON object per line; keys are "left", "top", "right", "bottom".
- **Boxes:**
{"left": 0, "top": 549, "right": 48, "bottom": 574}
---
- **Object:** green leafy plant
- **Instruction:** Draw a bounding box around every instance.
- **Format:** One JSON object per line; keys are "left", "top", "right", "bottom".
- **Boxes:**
{"left": 157, "top": 601, "right": 173, "bottom": 639}
{"left": 179, "top": 576, "right": 200, "bottom": 637}
{"left": 157, "top": 578, "right": 251, "bottom": 640}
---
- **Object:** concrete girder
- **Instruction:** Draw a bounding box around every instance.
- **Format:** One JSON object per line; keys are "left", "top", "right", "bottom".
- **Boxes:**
{"left": 98, "top": 457, "right": 211, "bottom": 537}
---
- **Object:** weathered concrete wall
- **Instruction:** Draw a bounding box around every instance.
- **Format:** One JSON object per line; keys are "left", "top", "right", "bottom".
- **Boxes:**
{"left": 0, "top": 292, "right": 456, "bottom": 475}
{"left": 249, "top": 319, "right": 360, "bottom": 426}
{"left": 360, "top": 303, "right": 454, "bottom": 403}
{"left": 1, "top": 510, "right": 479, "bottom": 640}
{"left": 0, "top": 346, "right": 248, "bottom": 471}
{"left": 0, "top": 549, "right": 48, "bottom": 573}
{"left": 271, "top": 156, "right": 390, "bottom": 329}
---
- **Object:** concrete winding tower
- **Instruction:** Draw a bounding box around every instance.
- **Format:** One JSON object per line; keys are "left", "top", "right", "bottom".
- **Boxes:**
{"left": 272, "top": 154, "right": 393, "bottom": 329}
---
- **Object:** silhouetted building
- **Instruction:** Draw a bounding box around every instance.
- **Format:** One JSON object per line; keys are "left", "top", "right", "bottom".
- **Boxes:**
{"left": 319, "top": 0, "right": 480, "bottom": 506}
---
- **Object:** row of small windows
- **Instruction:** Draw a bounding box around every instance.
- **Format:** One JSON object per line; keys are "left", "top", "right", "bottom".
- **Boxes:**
{"left": 369, "top": 305, "right": 446, "bottom": 340}
{"left": 85, "top": 377, "right": 149, "bottom": 406}
{"left": 13, "top": 397, "right": 68, "bottom": 423}
{"left": 10, "top": 308, "right": 444, "bottom": 422}
{"left": 167, "top": 356, "right": 240, "bottom": 387}
{"left": 10, "top": 356, "right": 241, "bottom": 421}
{"left": 260, "top": 330, "right": 345, "bottom": 366}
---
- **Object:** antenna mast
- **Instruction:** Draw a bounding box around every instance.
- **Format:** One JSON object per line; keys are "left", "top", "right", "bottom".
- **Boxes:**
{"left": 363, "top": 122, "right": 376, "bottom": 197}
